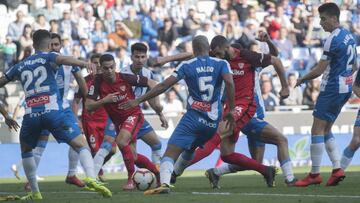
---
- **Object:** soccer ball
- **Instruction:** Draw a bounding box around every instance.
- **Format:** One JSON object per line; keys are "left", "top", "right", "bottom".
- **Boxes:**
{"left": 132, "top": 168, "right": 155, "bottom": 191}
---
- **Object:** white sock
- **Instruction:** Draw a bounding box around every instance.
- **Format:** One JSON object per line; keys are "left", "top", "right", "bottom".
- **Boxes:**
{"left": 67, "top": 147, "right": 79, "bottom": 176}
{"left": 22, "top": 153, "right": 40, "bottom": 193}
{"left": 341, "top": 147, "right": 355, "bottom": 170}
{"left": 78, "top": 147, "right": 96, "bottom": 178}
{"left": 93, "top": 148, "right": 110, "bottom": 176}
{"left": 310, "top": 135, "right": 325, "bottom": 174}
{"left": 280, "top": 159, "right": 294, "bottom": 182}
{"left": 160, "top": 157, "right": 174, "bottom": 185}
{"left": 173, "top": 151, "right": 193, "bottom": 176}
{"left": 151, "top": 149, "right": 162, "bottom": 165}
{"left": 214, "top": 163, "right": 232, "bottom": 176}
{"left": 324, "top": 134, "right": 341, "bottom": 169}
{"left": 33, "top": 147, "right": 45, "bottom": 168}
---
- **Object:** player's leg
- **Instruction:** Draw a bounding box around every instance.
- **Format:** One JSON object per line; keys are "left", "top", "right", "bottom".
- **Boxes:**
{"left": 93, "top": 135, "right": 116, "bottom": 176}
{"left": 341, "top": 114, "right": 360, "bottom": 170}
{"left": 138, "top": 120, "right": 162, "bottom": 166}
{"left": 33, "top": 133, "right": 49, "bottom": 169}
{"left": 247, "top": 138, "right": 265, "bottom": 162}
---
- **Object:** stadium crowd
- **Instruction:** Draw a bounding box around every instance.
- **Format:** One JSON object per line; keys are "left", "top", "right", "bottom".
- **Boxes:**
{"left": 0, "top": 0, "right": 359, "bottom": 114}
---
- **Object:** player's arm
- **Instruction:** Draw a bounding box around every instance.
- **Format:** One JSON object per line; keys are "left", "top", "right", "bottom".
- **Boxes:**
{"left": 55, "top": 55, "right": 88, "bottom": 69}
{"left": 0, "top": 76, "right": 10, "bottom": 89}
{"left": 84, "top": 78, "right": 117, "bottom": 112}
{"left": 0, "top": 103, "right": 20, "bottom": 131}
{"left": 72, "top": 71, "right": 88, "bottom": 99}
{"left": 270, "top": 56, "right": 289, "bottom": 98}
{"left": 257, "top": 31, "right": 279, "bottom": 57}
{"left": 296, "top": 59, "right": 329, "bottom": 86}
{"left": 353, "top": 71, "right": 360, "bottom": 97}
{"left": 148, "top": 97, "right": 168, "bottom": 129}
{"left": 149, "top": 52, "right": 194, "bottom": 67}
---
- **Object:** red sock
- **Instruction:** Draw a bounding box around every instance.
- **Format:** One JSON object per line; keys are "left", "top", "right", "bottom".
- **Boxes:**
{"left": 120, "top": 145, "right": 135, "bottom": 181}
{"left": 221, "top": 152, "right": 266, "bottom": 175}
{"left": 190, "top": 133, "right": 221, "bottom": 165}
{"left": 135, "top": 154, "right": 160, "bottom": 184}
{"left": 215, "top": 156, "right": 223, "bottom": 168}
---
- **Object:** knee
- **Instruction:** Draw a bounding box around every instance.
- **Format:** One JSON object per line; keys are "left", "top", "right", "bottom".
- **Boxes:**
{"left": 277, "top": 135, "right": 288, "bottom": 146}
{"left": 151, "top": 143, "right": 162, "bottom": 151}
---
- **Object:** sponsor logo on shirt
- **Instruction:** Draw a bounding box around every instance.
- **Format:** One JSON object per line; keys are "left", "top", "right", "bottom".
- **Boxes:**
{"left": 120, "top": 85, "right": 126, "bottom": 92}
{"left": 26, "top": 95, "right": 50, "bottom": 107}
{"left": 345, "top": 76, "right": 353, "bottom": 85}
{"left": 198, "top": 117, "right": 217, "bottom": 128}
{"left": 191, "top": 101, "right": 211, "bottom": 112}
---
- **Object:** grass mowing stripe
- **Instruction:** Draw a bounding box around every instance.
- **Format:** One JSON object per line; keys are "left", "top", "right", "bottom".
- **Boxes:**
{"left": 191, "top": 192, "right": 360, "bottom": 199}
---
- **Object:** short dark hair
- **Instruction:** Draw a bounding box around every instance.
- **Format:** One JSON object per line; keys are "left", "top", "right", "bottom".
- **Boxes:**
{"left": 210, "top": 35, "right": 229, "bottom": 50}
{"left": 51, "top": 33, "right": 61, "bottom": 42}
{"left": 99, "top": 54, "right": 114, "bottom": 65}
{"left": 192, "top": 35, "right": 209, "bottom": 54}
{"left": 90, "top": 53, "right": 102, "bottom": 61}
{"left": 318, "top": 3, "right": 340, "bottom": 20}
{"left": 230, "top": 43, "right": 243, "bottom": 50}
{"left": 131, "top": 42, "right": 147, "bottom": 54}
{"left": 33, "top": 29, "right": 51, "bottom": 50}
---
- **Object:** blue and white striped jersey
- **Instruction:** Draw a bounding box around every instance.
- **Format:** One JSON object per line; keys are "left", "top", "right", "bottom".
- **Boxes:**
{"left": 253, "top": 68, "right": 265, "bottom": 119}
{"left": 5, "top": 51, "right": 61, "bottom": 114}
{"left": 120, "top": 65, "right": 153, "bottom": 98}
{"left": 320, "top": 27, "right": 356, "bottom": 94}
{"left": 56, "top": 65, "right": 80, "bottom": 109}
{"left": 172, "top": 56, "right": 232, "bottom": 121}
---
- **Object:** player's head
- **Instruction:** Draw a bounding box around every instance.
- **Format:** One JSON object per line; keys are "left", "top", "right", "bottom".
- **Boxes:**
{"left": 100, "top": 54, "right": 116, "bottom": 79}
{"left": 90, "top": 53, "right": 102, "bottom": 74}
{"left": 131, "top": 42, "right": 148, "bottom": 69}
{"left": 318, "top": 3, "right": 340, "bottom": 32}
{"left": 50, "top": 33, "right": 62, "bottom": 53}
{"left": 32, "top": 29, "right": 52, "bottom": 51}
{"left": 192, "top": 35, "right": 210, "bottom": 56}
{"left": 210, "top": 35, "right": 230, "bottom": 60}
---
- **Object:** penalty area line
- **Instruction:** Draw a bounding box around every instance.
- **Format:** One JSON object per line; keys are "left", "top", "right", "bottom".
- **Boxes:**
{"left": 191, "top": 192, "right": 360, "bottom": 199}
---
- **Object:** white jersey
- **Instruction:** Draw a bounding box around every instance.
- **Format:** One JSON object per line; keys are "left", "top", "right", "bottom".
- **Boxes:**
{"left": 120, "top": 65, "right": 153, "bottom": 98}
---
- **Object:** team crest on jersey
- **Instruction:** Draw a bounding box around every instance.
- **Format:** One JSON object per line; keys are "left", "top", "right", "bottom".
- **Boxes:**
{"left": 120, "top": 85, "right": 126, "bottom": 92}
{"left": 125, "top": 116, "right": 135, "bottom": 125}
{"left": 89, "top": 85, "right": 95, "bottom": 95}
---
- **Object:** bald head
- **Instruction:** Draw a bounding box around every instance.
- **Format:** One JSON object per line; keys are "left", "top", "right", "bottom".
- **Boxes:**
{"left": 192, "top": 35, "right": 209, "bottom": 56}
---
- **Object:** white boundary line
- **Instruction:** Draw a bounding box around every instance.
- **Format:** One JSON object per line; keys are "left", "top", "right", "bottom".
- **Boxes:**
{"left": 191, "top": 192, "right": 360, "bottom": 199}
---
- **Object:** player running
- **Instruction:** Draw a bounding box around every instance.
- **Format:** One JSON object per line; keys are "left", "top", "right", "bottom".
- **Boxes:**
{"left": 0, "top": 29, "right": 111, "bottom": 200}
{"left": 85, "top": 54, "right": 161, "bottom": 189}
{"left": 120, "top": 35, "right": 236, "bottom": 195}
{"left": 295, "top": 3, "right": 357, "bottom": 187}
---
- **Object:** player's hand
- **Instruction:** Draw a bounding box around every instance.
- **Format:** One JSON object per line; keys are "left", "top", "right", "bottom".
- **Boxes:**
{"left": 257, "top": 31, "right": 270, "bottom": 42}
{"left": 295, "top": 78, "right": 304, "bottom": 87}
{"left": 223, "top": 110, "right": 235, "bottom": 131}
{"left": 158, "top": 112, "right": 168, "bottom": 129}
{"left": 279, "top": 87, "right": 290, "bottom": 99}
{"left": 102, "top": 92, "right": 120, "bottom": 104}
{"left": 86, "top": 62, "right": 96, "bottom": 75}
{"left": 118, "top": 99, "right": 140, "bottom": 110}
{"left": 4, "top": 115, "right": 20, "bottom": 132}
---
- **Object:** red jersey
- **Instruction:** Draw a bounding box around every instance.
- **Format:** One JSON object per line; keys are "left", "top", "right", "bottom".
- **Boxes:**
{"left": 75, "top": 74, "right": 108, "bottom": 122}
{"left": 230, "top": 48, "right": 272, "bottom": 102}
{"left": 87, "top": 73, "right": 148, "bottom": 126}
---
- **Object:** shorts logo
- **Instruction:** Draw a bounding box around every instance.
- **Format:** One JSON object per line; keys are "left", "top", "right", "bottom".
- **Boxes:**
{"left": 125, "top": 116, "right": 135, "bottom": 125}
{"left": 234, "top": 106, "right": 243, "bottom": 116}
{"left": 26, "top": 95, "right": 50, "bottom": 107}
{"left": 88, "top": 85, "right": 95, "bottom": 95}
{"left": 90, "top": 135, "right": 96, "bottom": 148}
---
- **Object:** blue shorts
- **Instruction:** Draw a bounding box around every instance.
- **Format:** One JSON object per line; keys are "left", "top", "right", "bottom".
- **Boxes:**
{"left": 168, "top": 110, "right": 219, "bottom": 150}
{"left": 313, "top": 92, "right": 351, "bottom": 122}
{"left": 137, "top": 119, "right": 154, "bottom": 139}
{"left": 241, "top": 117, "right": 268, "bottom": 147}
{"left": 355, "top": 109, "right": 360, "bottom": 127}
{"left": 20, "top": 109, "right": 81, "bottom": 148}
{"left": 104, "top": 118, "right": 117, "bottom": 138}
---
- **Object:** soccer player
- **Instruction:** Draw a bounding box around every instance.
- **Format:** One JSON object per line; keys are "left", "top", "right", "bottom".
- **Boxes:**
{"left": 85, "top": 54, "right": 161, "bottom": 190}
{"left": 341, "top": 71, "right": 360, "bottom": 171}
{"left": 0, "top": 29, "right": 111, "bottom": 200}
{"left": 120, "top": 35, "right": 236, "bottom": 194}
{"left": 295, "top": 3, "right": 356, "bottom": 187}
{"left": 72, "top": 53, "right": 117, "bottom": 182}
{"left": 171, "top": 34, "right": 293, "bottom": 188}
{"left": 121, "top": 42, "right": 167, "bottom": 167}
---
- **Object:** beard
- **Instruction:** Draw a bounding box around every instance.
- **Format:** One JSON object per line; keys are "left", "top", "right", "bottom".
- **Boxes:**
{"left": 224, "top": 51, "right": 231, "bottom": 61}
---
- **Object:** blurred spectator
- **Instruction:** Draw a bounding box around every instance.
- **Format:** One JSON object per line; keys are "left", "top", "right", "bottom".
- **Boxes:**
{"left": 78, "top": 4, "right": 96, "bottom": 38}
{"left": 0, "top": 36, "right": 17, "bottom": 70}
{"left": 116, "top": 46, "right": 132, "bottom": 72}
{"left": 170, "top": 0, "right": 188, "bottom": 26}
{"left": 210, "top": 12, "right": 222, "bottom": 34}
{"left": 280, "top": 73, "right": 303, "bottom": 106}
{"left": 182, "top": 7, "right": 201, "bottom": 36}
{"left": 261, "top": 79, "right": 279, "bottom": 111}
{"left": 157, "top": 18, "right": 178, "bottom": 48}
{"left": 79, "top": 35, "right": 92, "bottom": 59}
{"left": 233, "top": 0, "right": 251, "bottom": 24}
{"left": 108, "top": 20, "right": 133, "bottom": 50}
{"left": 274, "top": 27, "right": 293, "bottom": 60}
{"left": 19, "top": 24, "right": 33, "bottom": 61}
{"left": 59, "top": 9, "right": 79, "bottom": 41}
{"left": 154, "top": 0, "right": 168, "bottom": 20}
{"left": 195, "top": 20, "right": 216, "bottom": 43}
{"left": 61, "top": 34, "right": 72, "bottom": 55}
{"left": 36, "top": 0, "right": 62, "bottom": 21}
{"left": 161, "top": 89, "right": 184, "bottom": 116}
{"left": 49, "top": 19, "right": 60, "bottom": 34}
{"left": 123, "top": 7, "right": 142, "bottom": 39}
{"left": 216, "top": 0, "right": 231, "bottom": 21}
{"left": 111, "top": 0, "right": 128, "bottom": 20}
{"left": 33, "top": 14, "right": 50, "bottom": 31}
{"left": 222, "top": 22, "right": 241, "bottom": 44}
{"left": 91, "top": 41, "right": 106, "bottom": 55}
{"left": 290, "top": 6, "right": 307, "bottom": 47}
{"left": 302, "top": 78, "right": 320, "bottom": 109}
{"left": 8, "top": 10, "right": 26, "bottom": 58}
{"left": 90, "top": 19, "right": 108, "bottom": 49}
{"left": 244, "top": 7, "right": 260, "bottom": 28}
{"left": 141, "top": 9, "right": 162, "bottom": 50}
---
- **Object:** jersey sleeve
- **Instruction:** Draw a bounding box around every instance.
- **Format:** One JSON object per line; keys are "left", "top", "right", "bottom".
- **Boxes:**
{"left": 87, "top": 76, "right": 100, "bottom": 100}
{"left": 239, "top": 49, "right": 272, "bottom": 68}
{"left": 221, "top": 60, "right": 233, "bottom": 75}
{"left": 121, "top": 73, "right": 148, "bottom": 87}
{"left": 321, "top": 35, "right": 337, "bottom": 61}
{"left": 5, "top": 63, "right": 21, "bottom": 81}
{"left": 71, "top": 66, "right": 81, "bottom": 73}
{"left": 172, "top": 62, "right": 186, "bottom": 80}
{"left": 47, "top": 52, "right": 59, "bottom": 63}
{"left": 355, "top": 71, "right": 360, "bottom": 86}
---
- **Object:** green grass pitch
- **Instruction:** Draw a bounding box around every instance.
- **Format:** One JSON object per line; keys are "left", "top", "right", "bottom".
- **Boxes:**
{"left": 1, "top": 166, "right": 360, "bottom": 203}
